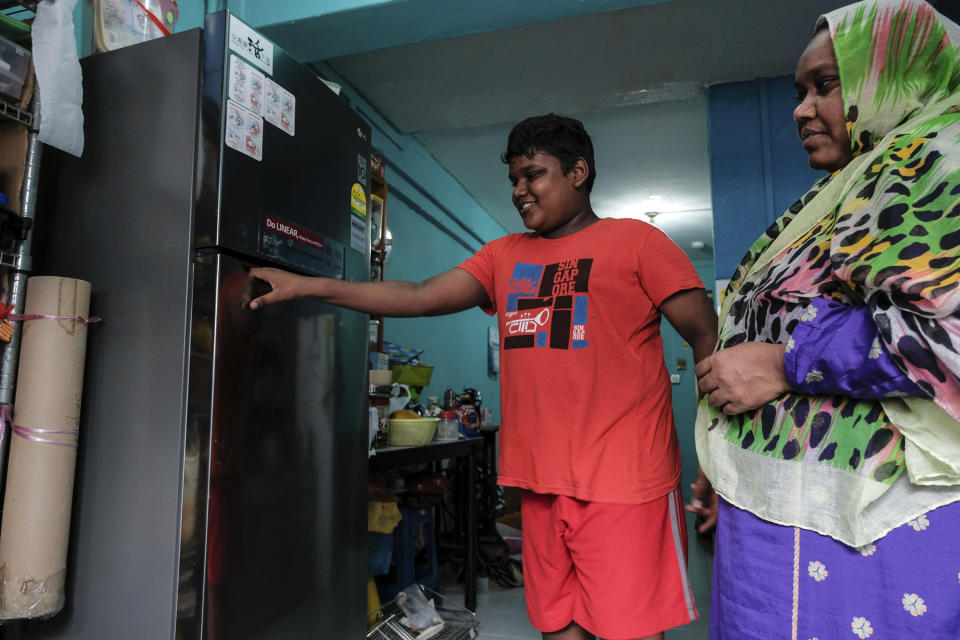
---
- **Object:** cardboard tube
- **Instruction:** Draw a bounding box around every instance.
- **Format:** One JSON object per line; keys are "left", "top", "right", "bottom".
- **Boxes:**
{"left": 0, "top": 276, "right": 91, "bottom": 620}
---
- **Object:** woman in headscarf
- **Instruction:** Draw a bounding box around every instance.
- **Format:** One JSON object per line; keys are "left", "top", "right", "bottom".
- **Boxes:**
{"left": 693, "top": 1, "right": 960, "bottom": 637}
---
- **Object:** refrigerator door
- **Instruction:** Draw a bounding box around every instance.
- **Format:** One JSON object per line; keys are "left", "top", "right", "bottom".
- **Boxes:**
{"left": 196, "top": 12, "right": 372, "bottom": 278}
{"left": 184, "top": 253, "right": 367, "bottom": 639}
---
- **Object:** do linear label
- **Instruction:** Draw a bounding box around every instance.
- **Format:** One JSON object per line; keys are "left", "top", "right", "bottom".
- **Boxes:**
{"left": 265, "top": 215, "right": 324, "bottom": 250}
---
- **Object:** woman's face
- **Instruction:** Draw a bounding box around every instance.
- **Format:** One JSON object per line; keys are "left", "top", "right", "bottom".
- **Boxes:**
{"left": 793, "top": 29, "right": 853, "bottom": 172}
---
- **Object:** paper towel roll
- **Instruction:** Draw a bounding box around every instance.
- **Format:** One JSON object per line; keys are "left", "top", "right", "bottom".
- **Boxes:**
{"left": 0, "top": 276, "right": 92, "bottom": 620}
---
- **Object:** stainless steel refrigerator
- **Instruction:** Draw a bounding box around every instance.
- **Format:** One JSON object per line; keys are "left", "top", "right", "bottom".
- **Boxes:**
{"left": 17, "top": 12, "right": 370, "bottom": 639}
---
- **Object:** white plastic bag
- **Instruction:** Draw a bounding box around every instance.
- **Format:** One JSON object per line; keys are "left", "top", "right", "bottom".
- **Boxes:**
{"left": 387, "top": 384, "right": 412, "bottom": 414}
{"left": 396, "top": 584, "right": 443, "bottom": 631}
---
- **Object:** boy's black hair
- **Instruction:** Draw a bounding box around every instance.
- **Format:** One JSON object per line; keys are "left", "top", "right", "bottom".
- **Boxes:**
{"left": 501, "top": 114, "right": 596, "bottom": 193}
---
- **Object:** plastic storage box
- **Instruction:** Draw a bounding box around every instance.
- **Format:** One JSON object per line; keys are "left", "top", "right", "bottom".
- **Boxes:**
{"left": 0, "top": 35, "right": 30, "bottom": 104}
{"left": 391, "top": 364, "right": 434, "bottom": 387}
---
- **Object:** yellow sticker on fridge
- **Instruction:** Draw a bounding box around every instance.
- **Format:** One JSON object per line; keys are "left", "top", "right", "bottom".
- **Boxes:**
{"left": 350, "top": 183, "right": 367, "bottom": 218}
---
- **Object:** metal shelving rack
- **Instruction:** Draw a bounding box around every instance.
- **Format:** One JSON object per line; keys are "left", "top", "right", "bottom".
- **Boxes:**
{"left": 0, "top": 0, "right": 40, "bottom": 488}
{"left": 367, "top": 587, "right": 478, "bottom": 640}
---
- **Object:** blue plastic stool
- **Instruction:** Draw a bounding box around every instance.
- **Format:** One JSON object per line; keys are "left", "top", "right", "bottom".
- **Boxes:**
{"left": 379, "top": 506, "right": 439, "bottom": 601}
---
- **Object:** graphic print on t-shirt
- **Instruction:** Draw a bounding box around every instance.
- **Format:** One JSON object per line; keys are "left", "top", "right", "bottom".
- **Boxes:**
{"left": 503, "top": 258, "right": 592, "bottom": 350}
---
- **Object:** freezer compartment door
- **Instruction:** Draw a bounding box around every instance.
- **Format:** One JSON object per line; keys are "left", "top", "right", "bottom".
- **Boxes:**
{"left": 195, "top": 253, "right": 367, "bottom": 638}
{"left": 196, "top": 12, "right": 372, "bottom": 276}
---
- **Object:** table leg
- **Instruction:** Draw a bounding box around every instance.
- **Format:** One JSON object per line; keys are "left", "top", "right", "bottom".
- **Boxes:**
{"left": 466, "top": 446, "right": 477, "bottom": 612}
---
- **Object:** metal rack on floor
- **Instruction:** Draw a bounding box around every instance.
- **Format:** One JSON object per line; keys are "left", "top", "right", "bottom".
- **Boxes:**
{"left": 367, "top": 586, "right": 478, "bottom": 640}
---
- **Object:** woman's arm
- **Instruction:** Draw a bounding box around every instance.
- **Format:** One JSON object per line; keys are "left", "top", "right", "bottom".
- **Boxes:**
{"left": 697, "top": 298, "right": 925, "bottom": 415}
{"left": 785, "top": 298, "right": 924, "bottom": 398}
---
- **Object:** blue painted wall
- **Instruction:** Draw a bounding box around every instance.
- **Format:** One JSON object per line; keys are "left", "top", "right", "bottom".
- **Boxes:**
{"left": 707, "top": 75, "right": 823, "bottom": 282}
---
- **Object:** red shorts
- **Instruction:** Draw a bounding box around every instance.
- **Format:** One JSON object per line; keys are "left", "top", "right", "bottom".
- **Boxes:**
{"left": 520, "top": 488, "right": 698, "bottom": 639}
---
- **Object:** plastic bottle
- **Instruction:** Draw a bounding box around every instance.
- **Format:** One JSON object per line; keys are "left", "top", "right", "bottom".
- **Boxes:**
{"left": 436, "top": 410, "right": 459, "bottom": 441}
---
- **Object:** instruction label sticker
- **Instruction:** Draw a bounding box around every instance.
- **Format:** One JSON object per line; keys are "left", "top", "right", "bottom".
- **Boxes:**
{"left": 225, "top": 99, "right": 263, "bottom": 161}
{"left": 264, "top": 78, "right": 295, "bottom": 135}
{"left": 229, "top": 14, "right": 274, "bottom": 75}
{"left": 229, "top": 55, "right": 265, "bottom": 116}
{"left": 350, "top": 183, "right": 367, "bottom": 218}
{"left": 350, "top": 217, "right": 367, "bottom": 253}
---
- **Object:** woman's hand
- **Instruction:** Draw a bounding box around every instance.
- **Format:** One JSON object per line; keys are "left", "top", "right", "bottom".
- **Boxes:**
{"left": 247, "top": 267, "right": 314, "bottom": 310}
{"left": 685, "top": 467, "right": 719, "bottom": 533}
{"left": 696, "top": 342, "right": 790, "bottom": 414}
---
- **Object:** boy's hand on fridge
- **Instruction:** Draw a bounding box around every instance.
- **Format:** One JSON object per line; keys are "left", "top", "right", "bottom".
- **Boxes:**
{"left": 247, "top": 267, "right": 309, "bottom": 309}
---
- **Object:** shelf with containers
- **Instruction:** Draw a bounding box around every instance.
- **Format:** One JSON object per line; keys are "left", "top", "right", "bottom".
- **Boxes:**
{"left": 369, "top": 149, "right": 388, "bottom": 353}
{"left": 0, "top": 1, "right": 40, "bottom": 488}
{"left": 367, "top": 149, "right": 390, "bottom": 443}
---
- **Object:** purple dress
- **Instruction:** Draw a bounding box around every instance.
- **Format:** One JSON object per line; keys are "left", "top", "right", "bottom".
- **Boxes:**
{"left": 712, "top": 498, "right": 960, "bottom": 639}
{"left": 710, "top": 298, "right": 960, "bottom": 639}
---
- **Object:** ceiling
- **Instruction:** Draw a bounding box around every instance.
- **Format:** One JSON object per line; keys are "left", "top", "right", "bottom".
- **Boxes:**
{"left": 311, "top": 0, "right": 957, "bottom": 260}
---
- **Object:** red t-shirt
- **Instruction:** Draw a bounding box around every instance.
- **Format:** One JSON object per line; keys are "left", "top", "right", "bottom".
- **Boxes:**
{"left": 458, "top": 218, "right": 704, "bottom": 504}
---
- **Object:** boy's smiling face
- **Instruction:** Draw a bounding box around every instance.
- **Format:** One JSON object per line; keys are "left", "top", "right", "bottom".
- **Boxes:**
{"left": 508, "top": 151, "right": 593, "bottom": 238}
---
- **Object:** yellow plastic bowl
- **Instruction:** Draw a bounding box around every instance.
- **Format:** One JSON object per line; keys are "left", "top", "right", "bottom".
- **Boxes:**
{"left": 387, "top": 417, "right": 440, "bottom": 447}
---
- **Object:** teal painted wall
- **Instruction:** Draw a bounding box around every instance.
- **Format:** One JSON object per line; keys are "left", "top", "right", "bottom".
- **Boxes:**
{"left": 312, "top": 61, "right": 507, "bottom": 422}
{"left": 186, "top": 0, "right": 669, "bottom": 61}
{"left": 660, "top": 260, "right": 714, "bottom": 502}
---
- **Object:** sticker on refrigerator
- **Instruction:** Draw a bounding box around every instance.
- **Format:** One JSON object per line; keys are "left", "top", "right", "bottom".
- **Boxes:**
{"left": 357, "top": 154, "right": 368, "bottom": 185}
{"left": 225, "top": 99, "right": 263, "bottom": 161}
{"left": 350, "top": 183, "right": 367, "bottom": 218}
{"left": 228, "top": 14, "right": 274, "bottom": 75}
{"left": 260, "top": 214, "right": 345, "bottom": 279}
{"left": 350, "top": 216, "right": 367, "bottom": 253}
{"left": 264, "top": 78, "right": 295, "bottom": 135}
{"left": 229, "top": 55, "right": 265, "bottom": 116}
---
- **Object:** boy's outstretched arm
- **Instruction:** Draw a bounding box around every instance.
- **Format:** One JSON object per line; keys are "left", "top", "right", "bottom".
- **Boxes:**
{"left": 247, "top": 266, "right": 490, "bottom": 318}
{"left": 658, "top": 287, "right": 718, "bottom": 365}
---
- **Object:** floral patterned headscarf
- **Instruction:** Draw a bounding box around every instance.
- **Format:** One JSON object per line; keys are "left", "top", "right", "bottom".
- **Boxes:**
{"left": 822, "top": 0, "right": 960, "bottom": 157}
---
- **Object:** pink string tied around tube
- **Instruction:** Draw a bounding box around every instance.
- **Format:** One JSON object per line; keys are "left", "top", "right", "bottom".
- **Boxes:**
{"left": 0, "top": 312, "right": 100, "bottom": 449}
{"left": 0, "top": 404, "right": 79, "bottom": 449}
{"left": 6, "top": 313, "right": 101, "bottom": 325}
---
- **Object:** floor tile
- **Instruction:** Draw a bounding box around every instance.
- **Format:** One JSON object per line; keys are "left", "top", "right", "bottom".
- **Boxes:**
{"left": 476, "top": 610, "right": 541, "bottom": 639}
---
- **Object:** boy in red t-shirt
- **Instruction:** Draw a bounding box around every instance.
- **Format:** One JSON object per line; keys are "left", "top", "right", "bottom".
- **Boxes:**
{"left": 250, "top": 114, "right": 717, "bottom": 640}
